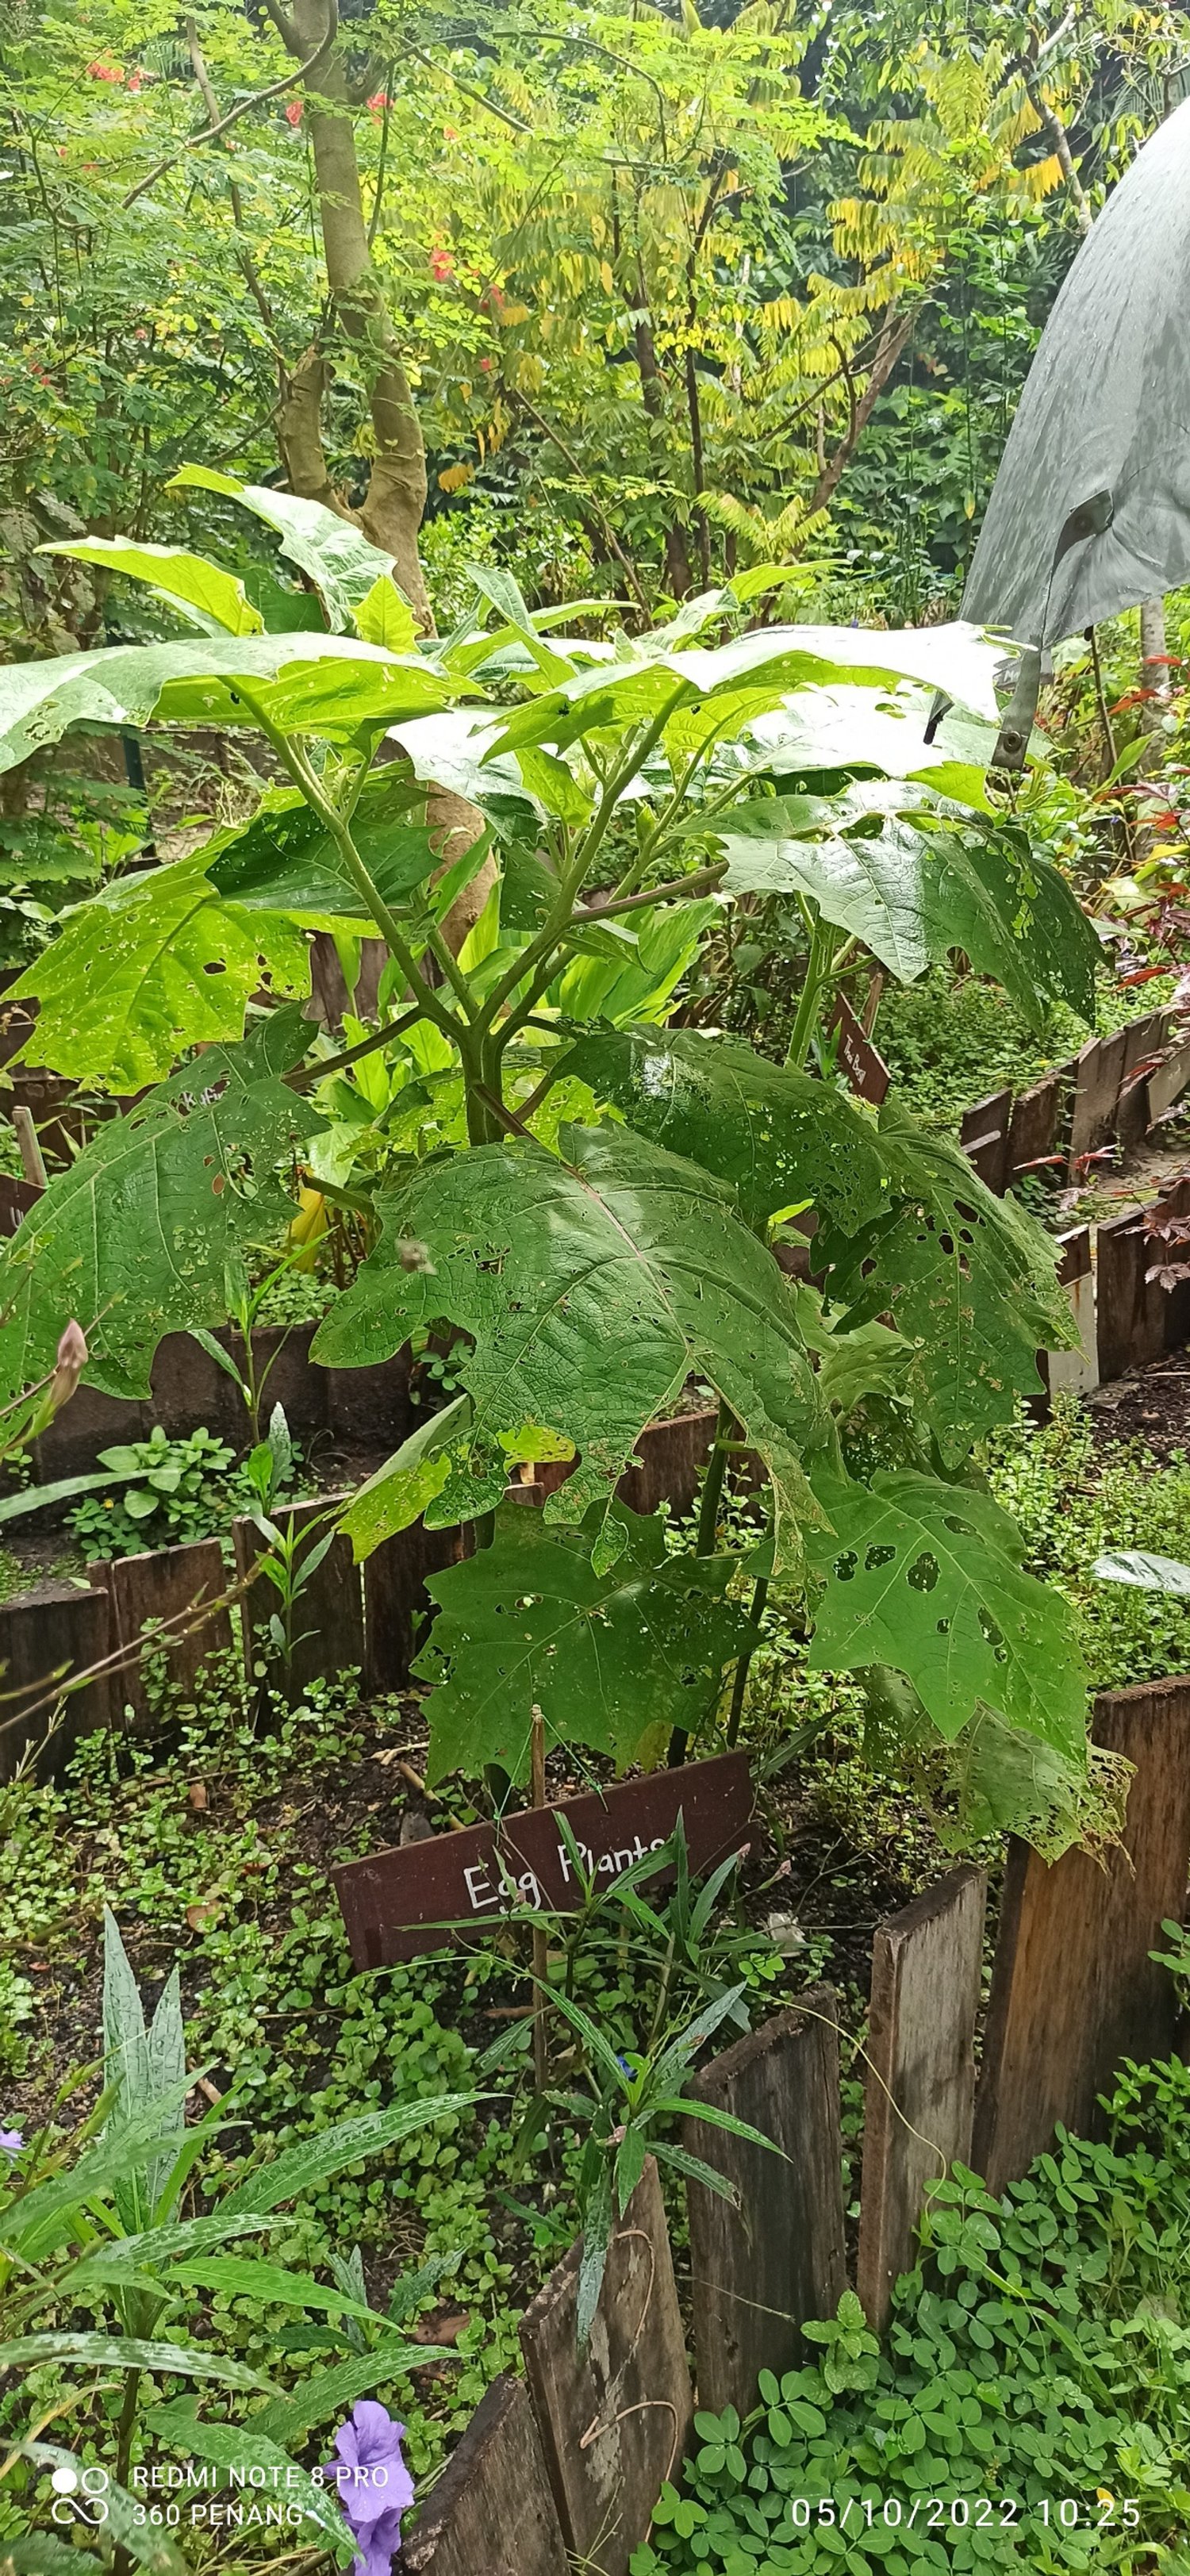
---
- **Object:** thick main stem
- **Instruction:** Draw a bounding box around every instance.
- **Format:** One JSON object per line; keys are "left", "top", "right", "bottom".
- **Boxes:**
{"left": 785, "top": 913, "right": 835, "bottom": 1072}
{"left": 667, "top": 1400, "right": 735, "bottom": 1769}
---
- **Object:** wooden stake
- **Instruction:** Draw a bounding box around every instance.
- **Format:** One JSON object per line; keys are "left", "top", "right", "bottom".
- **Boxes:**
{"left": 531, "top": 1702, "right": 549, "bottom": 2097}
{"left": 11, "top": 1105, "right": 46, "bottom": 1190}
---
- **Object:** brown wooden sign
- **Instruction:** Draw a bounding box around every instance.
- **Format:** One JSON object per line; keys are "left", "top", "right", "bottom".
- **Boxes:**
{"left": 332, "top": 1751, "right": 754, "bottom": 1970}
{"left": 830, "top": 992, "right": 891, "bottom": 1105}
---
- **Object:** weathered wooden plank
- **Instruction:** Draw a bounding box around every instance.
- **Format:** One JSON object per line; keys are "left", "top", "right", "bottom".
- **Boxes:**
{"left": 1121, "top": 1008, "right": 1169, "bottom": 1080}
{"left": 148, "top": 1331, "right": 244, "bottom": 1442}
{"left": 1097, "top": 1180, "right": 1190, "bottom": 1383}
{"left": 363, "top": 1518, "right": 471, "bottom": 1694}
{"left": 960, "top": 1090, "right": 1012, "bottom": 1196}
{"left": 973, "top": 1676, "right": 1190, "bottom": 2196}
{"left": 33, "top": 1378, "right": 148, "bottom": 1479}
{"left": 1148, "top": 1030, "right": 1190, "bottom": 1124}
{"left": 334, "top": 1752, "right": 752, "bottom": 1970}
{"left": 682, "top": 1989, "right": 848, "bottom": 2417}
{"left": 0, "top": 1583, "right": 113, "bottom": 1782}
{"left": 1008, "top": 1073, "right": 1064, "bottom": 1181}
{"left": 520, "top": 2158, "right": 693, "bottom": 2576}
{"left": 97, "top": 1540, "right": 233, "bottom": 1729}
{"left": 1069, "top": 1029, "right": 1127, "bottom": 1166}
{"left": 1043, "top": 1227, "right": 1099, "bottom": 1403}
{"left": 620, "top": 1410, "right": 717, "bottom": 1518}
{"left": 232, "top": 1495, "right": 363, "bottom": 1693}
{"left": 1096, "top": 1209, "right": 1158, "bottom": 1382}
{"left": 857, "top": 1869, "right": 986, "bottom": 2330}
{"left": 325, "top": 1349, "right": 413, "bottom": 1449}
{"left": 402, "top": 2376, "right": 568, "bottom": 2576}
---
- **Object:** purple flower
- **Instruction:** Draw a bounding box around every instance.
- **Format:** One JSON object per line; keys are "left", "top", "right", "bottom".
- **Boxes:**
{"left": 0, "top": 2130, "right": 23, "bottom": 2158}
{"left": 326, "top": 2403, "right": 413, "bottom": 2566}
{"left": 348, "top": 2505, "right": 405, "bottom": 2576}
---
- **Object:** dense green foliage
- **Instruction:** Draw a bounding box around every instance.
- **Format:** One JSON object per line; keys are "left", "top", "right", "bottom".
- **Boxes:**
{"left": 634, "top": 2056, "right": 1190, "bottom": 2574}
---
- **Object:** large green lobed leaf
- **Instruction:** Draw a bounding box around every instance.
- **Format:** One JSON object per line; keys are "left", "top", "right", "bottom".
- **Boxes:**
{"left": 819, "top": 1102, "right": 1077, "bottom": 1457}
{"left": 0, "top": 633, "right": 453, "bottom": 776}
{"left": 416, "top": 1500, "right": 753, "bottom": 1784}
{"left": 806, "top": 1468, "right": 1088, "bottom": 1755}
{"left": 0, "top": 1010, "right": 322, "bottom": 1404}
{"left": 8, "top": 858, "right": 309, "bottom": 1088}
{"left": 716, "top": 785, "right": 1098, "bottom": 1028}
{"left": 314, "top": 1122, "right": 827, "bottom": 1572}
{"left": 559, "top": 1023, "right": 890, "bottom": 1234}
{"left": 204, "top": 776, "right": 441, "bottom": 919}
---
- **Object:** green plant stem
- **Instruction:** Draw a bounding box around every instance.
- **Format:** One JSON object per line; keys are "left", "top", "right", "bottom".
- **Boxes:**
{"left": 236, "top": 698, "right": 466, "bottom": 1050}
{"left": 112, "top": 2362, "right": 141, "bottom": 2575}
{"left": 284, "top": 1003, "right": 424, "bottom": 1092}
{"left": 726, "top": 1575, "right": 769, "bottom": 1747}
{"left": 668, "top": 1399, "right": 735, "bottom": 1768}
{"left": 785, "top": 911, "right": 835, "bottom": 1071}
{"left": 573, "top": 862, "right": 726, "bottom": 922}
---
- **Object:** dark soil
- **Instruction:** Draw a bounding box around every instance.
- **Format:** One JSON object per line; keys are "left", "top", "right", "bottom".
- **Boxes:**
{"left": 1087, "top": 1342, "right": 1190, "bottom": 1464}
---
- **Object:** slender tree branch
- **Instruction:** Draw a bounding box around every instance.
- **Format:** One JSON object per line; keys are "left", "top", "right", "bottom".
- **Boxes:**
{"left": 367, "top": 70, "right": 393, "bottom": 248}
{"left": 512, "top": 394, "right": 650, "bottom": 616}
{"left": 184, "top": 21, "right": 281, "bottom": 349}
{"left": 123, "top": 2, "right": 339, "bottom": 209}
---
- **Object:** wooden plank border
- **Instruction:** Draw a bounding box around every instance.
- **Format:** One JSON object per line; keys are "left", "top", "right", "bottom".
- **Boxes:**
{"left": 856, "top": 1868, "right": 986, "bottom": 2329}
{"left": 682, "top": 1987, "right": 847, "bottom": 2415}
{"left": 973, "top": 1676, "right": 1190, "bottom": 2195}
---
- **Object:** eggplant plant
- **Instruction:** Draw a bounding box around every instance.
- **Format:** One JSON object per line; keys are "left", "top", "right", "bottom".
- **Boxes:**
{"left": 0, "top": 477, "right": 1109, "bottom": 1849}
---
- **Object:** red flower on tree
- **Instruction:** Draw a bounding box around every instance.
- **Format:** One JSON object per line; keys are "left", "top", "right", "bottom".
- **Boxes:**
{"left": 429, "top": 247, "right": 455, "bottom": 282}
{"left": 285, "top": 98, "right": 303, "bottom": 126}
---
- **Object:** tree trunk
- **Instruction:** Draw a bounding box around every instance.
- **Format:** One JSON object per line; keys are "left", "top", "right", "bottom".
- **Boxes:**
{"left": 289, "top": 0, "right": 430, "bottom": 621}
{"left": 633, "top": 314, "right": 693, "bottom": 598}
{"left": 1141, "top": 597, "right": 1170, "bottom": 722}
{"left": 810, "top": 312, "right": 913, "bottom": 518}
{"left": 1136, "top": 595, "right": 1171, "bottom": 861}
{"left": 269, "top": 0, "right": 492, "bottom": 943}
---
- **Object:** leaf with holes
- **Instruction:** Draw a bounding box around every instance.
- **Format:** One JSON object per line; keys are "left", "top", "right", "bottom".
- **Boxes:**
{"left": 0, "top": 634, "right": 454, "bottom": 776}
{"left": 806, "top": 1468, "right": 1087, "bottom": 1754}
{"left": 416, "top": 1500, "right": 752, "bottom": 1784}
{"left": 313, "top": 1123, "right": 826, "bottom": 1574}
{"left": 715, "top": 786, "right": 1097, "bottom": 1025}
{"left": 0, "top": 1008, "right": 323, "bottom": 1405}
{"left": 559, "top": 1023, "right": 889, "bottom": 1235}
{"left": 819, "top": 1100, "right": 1077, "bottom": 1456}
{"left": 8, "top": 858, "right": 309, "bottom": 1087}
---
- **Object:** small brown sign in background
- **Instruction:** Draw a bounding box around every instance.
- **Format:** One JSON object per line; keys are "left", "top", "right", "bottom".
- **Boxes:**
{"left": 333, "top": 1751, "right": 753, "bottom": 1970}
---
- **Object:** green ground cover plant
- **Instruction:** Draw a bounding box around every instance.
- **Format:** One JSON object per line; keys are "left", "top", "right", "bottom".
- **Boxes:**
{"left": 633, "top": 2055, "right": 1190, "bottom": 2576}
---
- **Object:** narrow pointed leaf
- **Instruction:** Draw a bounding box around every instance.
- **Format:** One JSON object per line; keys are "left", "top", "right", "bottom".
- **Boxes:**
{"left": 0, "top": 2332, "right": 271, "bottom": 2387}
{"left": 218, "top": 2093, "right": 472, "bottom": 2215}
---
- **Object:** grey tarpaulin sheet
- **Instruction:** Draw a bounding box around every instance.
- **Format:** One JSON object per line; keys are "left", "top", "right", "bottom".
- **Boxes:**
{"left": 962, "top": 94, "right": 1190, "bottom": 653}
